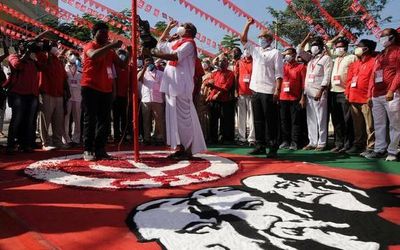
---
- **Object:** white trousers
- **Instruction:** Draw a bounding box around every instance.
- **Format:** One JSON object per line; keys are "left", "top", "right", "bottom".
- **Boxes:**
{"left": 39, "top": 94, "right": 65, "bottom": 147}
{"left": 306, "top": 93, "right": 328, "bottom": 147}
{"left": 372, "top": 92, "right": 400, "bottom": 155}
{"left": 165, "top": 95, "right": 207, "bottom": 154}
{"left": 63, "top": 100, "right": 81, "bottom": 144}
{"left": 237, "top": 95, "right": 255, "bottom": 142}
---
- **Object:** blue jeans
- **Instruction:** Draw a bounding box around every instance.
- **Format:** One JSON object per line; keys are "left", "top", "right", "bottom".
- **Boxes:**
{"left": 7, "top": 93, "right": 38, "bottom": 149}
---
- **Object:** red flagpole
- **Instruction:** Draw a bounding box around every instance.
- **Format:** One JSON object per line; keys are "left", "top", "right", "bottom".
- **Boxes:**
{"left": 131, "top": 0, "right": 140, "bottom": 162}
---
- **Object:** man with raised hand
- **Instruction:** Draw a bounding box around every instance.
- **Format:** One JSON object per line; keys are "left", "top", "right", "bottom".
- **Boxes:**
{"left": 241, "top": 18, "right": 283, "bottom": 158}
{"left": 150, "top": 21, "right": 206, "bottom": 159}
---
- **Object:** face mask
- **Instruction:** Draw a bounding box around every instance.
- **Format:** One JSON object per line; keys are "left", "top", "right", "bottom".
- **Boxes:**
{"left": 311, "top": 46, "right": 320, "bottom": 55}
{"left": 50, "top": 47, "right": 58, "bottom": 56}
{"left": 243, "top": 50, "right": 251, "bottom": 58}
{"left": 201, "top": 62, "right": 209, "bottom": 70}
{"left": 334, "top": 47, "right": 346, "bottom": 56}
{"left": 119, "top": 54, "right": 126, "bottom": 61}
{"left": 258, "top": 37, "right": 270, "bottom": 48}
{"left": 379, "top": 35, "right": 393, "bottom": 48}
{"left": 284, "top": 54, "right": 294, "bottom": 62}
{"left": 147, "top": 63, "right": 155, "bottom": 71}
{"left": 137, "top": 59, "right": 143, "bottom": 68}
{"left": 69, "top": 55, "right": 77, "bottom": 64}
{"left": 354, "top": 47, "right": 365, "bottom": 57}
{"left": 177, "top": 26, "right": 186, "bottom": 37}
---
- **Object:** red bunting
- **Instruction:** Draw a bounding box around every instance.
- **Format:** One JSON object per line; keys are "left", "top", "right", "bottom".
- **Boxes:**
{"left": 0, "top": 3, "right": 83, "bottom": 47}
{"left": 311, "top": 0, "right": 357, "bottom": 42}
{"left": 285, "top": 0, "right": 330, "bottom": 41}
{"left": 350, "top": 0, "right": 381, "bottom": 38}
{"left": 218, "top": 0, "right": 290, "bottom": 47}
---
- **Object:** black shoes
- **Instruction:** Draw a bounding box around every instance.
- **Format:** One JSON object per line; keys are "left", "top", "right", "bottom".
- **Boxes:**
{"left": 248, "top": 146, "right": 266, "bottom": 155}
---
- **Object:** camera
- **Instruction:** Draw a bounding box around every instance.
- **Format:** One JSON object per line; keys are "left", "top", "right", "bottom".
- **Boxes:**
{"left": 138, "top": 15, "right": 157, "bottom": 50}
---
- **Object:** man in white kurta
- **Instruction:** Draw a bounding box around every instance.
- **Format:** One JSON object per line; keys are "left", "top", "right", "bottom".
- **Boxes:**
{"left": 152, "top": 21, "right": 206, "bottom": 158}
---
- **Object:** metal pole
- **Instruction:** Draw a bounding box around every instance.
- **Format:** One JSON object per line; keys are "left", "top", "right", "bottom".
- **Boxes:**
{"left": 131, "top": 0, "right": 140, "bottom": 162}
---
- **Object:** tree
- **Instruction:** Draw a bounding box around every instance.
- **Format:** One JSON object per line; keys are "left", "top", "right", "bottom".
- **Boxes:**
{"left": 267, "top": 0, "right": 391, "bottom": 45}
{"left": 220, "top": 34, "right": 240, "bottom": 52}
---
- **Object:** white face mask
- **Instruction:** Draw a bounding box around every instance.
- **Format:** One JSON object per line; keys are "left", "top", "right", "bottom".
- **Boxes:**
{"left": 311, "top": 46, "right": 320, "bottom": 55}
{"left": 243, "top": 50, "right": 251, "bottom": 58}
{"left": 50, "top": 47, "right": 59, "bottom": 56}
{"left": 379, "top": 35, "right": 393, "bottom": 48}
{"left": 284, "top": 54, "right": 294, "bottom": 62}
{"left": 119, "top": 54, "right": 126, "bottom": 61}
{"left": 258, "top": 37, "right": 271, "bottom": 49}
{"left": 354, "top": 47, "right": 365, "bottom": 57}
{"left": 201, "top": 62, "right": 209, "bottom": 70}
{"left": 334, "top": 47, "right": 346, "bottom": 56}
{"left": 69, "top": 55, "right": 77, "bottom": 64}
{"left": 177, "top": 26, "right": 186, "bottom": 37}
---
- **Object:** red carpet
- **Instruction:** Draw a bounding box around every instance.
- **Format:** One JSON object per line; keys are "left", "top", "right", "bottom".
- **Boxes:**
{"left": 1, "top": 148, "right": 399, "bottom": 250}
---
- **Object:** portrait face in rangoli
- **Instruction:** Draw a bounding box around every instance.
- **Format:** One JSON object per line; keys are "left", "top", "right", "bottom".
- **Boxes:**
{"left": 128, "top": 174, "right": 400, "bottom": 250}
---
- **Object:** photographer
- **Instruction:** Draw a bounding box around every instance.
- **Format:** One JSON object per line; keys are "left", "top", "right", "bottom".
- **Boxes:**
{"left": 5, "top": 41, "right": 44, "bottom": 153}
{"left": 80, "top": 21, "right": 131, "bottom": 161}
{"left": 0, "top": 34, "right": 10, "bottom": 139}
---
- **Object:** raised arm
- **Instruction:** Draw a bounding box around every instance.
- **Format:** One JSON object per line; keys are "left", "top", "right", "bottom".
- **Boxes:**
{"left": 86, "top": 40, "right": 122, "bottom": 60}
{"left": 241, "top": 18, "right": 254, "bottom": 45}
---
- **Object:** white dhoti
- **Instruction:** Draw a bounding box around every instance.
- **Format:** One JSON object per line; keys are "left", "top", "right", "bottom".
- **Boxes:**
{"left": 165, "top": 95, "right": 207, "bottom": 154}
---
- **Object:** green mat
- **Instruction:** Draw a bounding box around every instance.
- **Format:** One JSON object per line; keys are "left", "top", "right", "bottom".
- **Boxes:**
{"left": 208, "top": 146, "right": 400, "bottom": 174}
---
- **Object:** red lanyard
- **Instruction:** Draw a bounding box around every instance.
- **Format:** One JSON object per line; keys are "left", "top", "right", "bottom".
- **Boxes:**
{"left": 311, "top": 56, "right": 323, "bottom": 72}
{"left": 335, "top": 57, "right": 344, "bottom": 74}
{"left": 68, "top": 65, "right": 77, "bottom": 78}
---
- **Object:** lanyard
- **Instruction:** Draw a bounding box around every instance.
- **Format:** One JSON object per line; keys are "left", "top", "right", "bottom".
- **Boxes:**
{"left": 335, "top": 57, "right": 344, "bottom": 74}
{"left": 68, "top": 64, "right": 77, "bottom": 78}
{"left": 311, "top": 56, "right": 323, "bottom": 72}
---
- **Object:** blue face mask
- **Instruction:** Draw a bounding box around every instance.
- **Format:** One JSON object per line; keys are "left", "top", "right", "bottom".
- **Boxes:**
{"left": 147, "top": 64, "right": 155, "bottom": 71}
{"left": 258, "top": 37, "right": 271, "bottom": 48}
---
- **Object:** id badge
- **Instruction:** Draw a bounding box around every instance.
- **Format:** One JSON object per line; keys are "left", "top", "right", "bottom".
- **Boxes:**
{"left": 283, "top": 81, "right": 290, "bottom": 92}
{"left": 333, "top": 75, "right": 341, "bottom": 85}
{"left": 351, "top": 76, "right": 358, "bottom": 88}
{"left": 70, "top": 79, "right": 77, "bottom": 85}
{"left": 243, "top": 74, "right": 250, "bottom": 83}
{"left": 375, "top": 70, "right": 383, "bottom": 83}
{"left": 107, "top": 67, "right": 113, "bottom": 79}
{"left": 308, "top": 74, "right": 315, "bottom": 83}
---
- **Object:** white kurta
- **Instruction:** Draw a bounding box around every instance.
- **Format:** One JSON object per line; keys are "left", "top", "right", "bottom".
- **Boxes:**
{"left": 158, "top": 40, "right": 207, "bottom": 154}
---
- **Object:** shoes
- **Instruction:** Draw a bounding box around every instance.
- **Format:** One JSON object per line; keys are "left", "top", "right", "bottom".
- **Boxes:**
{"left": 5, "top": 146, "right": 16, "bottom": 155}
{"left": 0, "top": 132, "right": 6, "bottom": 138}
{"left": 237, "top": 141, "right": 247, "bottom": 146}
{"left": 289, "top": 142, "right": 298, "bottom": 150}
{"left": 42, "top": 145, "right": 56, "bottom": 151}
{"left": 95, "top": 150, "right": 113, "bottom": 160}
{"left": 365, "top": 151, "right": 386, "bottom": 159}
{"left": 83, "top": 151, "right": 95, "bottom": 161}
{"left": 330, "top": 146, "right": 343, "bottom": 153}
{"left": 346, "top": 146, "right": 363, "bottom": 155}
{"left": 248, "top": 141, "right": 256, "bottom": 147}
{"left": 385, "top": 154, "right": 398, "bottom": 162}
{"left": 167, "top": 150, "right": 192, "bottom": 160}
{"left": 248, "top": 146, "right": 266, "bottom": 155}
{"left": 302, "top": 144, "right": 316, "bottom": 150}
{"left": 279, "top": 141, "right": 290, "bottom": 149}
{"left": 266, "top": 150, "right": 278, "bottom": 159}
{"left": 360, "top": 149, "right": 373, "bottom": 157}
{"left": 315, "top": 146, "right": 326, "bottom": 151}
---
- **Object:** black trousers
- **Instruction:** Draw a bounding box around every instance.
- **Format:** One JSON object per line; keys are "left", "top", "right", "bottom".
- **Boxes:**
{"left": 329, "top": 92, "right": 354, "bottom": 149}
{"left": 7, "top": 93, "right": 38, "bottom": 149}
{"left": 209, "top": 100, "right": 235, "bottom": 143}
{"left": 280, "top": 100, "right": 302, "bottom": 144}
{"left": 112, "top": 96, "right": 128, "bottom": 140}
{"left": 251, "top": 92, "right": 279, "bottom": 151}
{"left": 81, "top": 87, "right": 112, "bottom": 153}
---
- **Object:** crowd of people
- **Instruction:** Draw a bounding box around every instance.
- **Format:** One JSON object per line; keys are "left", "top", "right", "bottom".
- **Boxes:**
{"left": 0, "top": 18, "right": 399, "bottom": 162}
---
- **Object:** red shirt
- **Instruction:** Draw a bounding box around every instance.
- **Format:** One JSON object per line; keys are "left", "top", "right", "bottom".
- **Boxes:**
{"left": 345, "top": 55, "right": 375, "bottom": 104}
{"left": 81, "top": 41, "right": 119, "bottom": 93}
{"left": 235, "top": 58, "right": 253, "bottom": 96}
{"left": 280, "top": 61, "right": 306, "bottom": 101}
{"left": 6, "top": 54, "right": 40, "bottom": 96}
{"left": 369, "top": 45, "right": 400, "bottom": 97}
{"left": 39, "top": 53, "right": 67, "bottom": 97}
{"left": 116, "top": 65, "right": 130, "bottom": 97}
{"left": 208, "top": 70, "right": 235, "bottom": 102}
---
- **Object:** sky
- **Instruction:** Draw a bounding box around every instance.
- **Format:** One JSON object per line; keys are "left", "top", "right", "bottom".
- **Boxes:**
{"left": 60, "top": 0, "right": 400, "bottom": 53}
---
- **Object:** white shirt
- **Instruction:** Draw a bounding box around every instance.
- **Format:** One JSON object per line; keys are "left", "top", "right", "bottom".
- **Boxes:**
{"left": 244, "top": 42, "right": 283, "bottom": 94}
{"left": 157, "top": 40, "right": 196, "bottom": 98}
{"left": 65, "top": 63, "right": 82, "bottom": 102}
{"left": 305, "top": 54, "right": 333, "bottom": 97}
{"left": 330, "top": 54, "right": 357, "bottom": 93}
{"left": 140, "top": 69, "right": 164, "bottom": 103}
